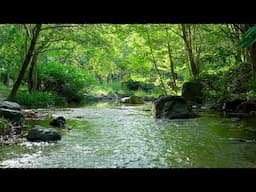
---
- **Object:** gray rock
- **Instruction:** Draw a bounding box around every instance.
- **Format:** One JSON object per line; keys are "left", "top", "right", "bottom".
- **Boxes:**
{"left": 152, "top": 96, "right": 195, "bottom": 119}
{"left": 0, "top": 108, "right": 24, "bottom": 123}
{"left": 120, "top": 96, "right": 144, "bottom": 104}
{"left": 26, "top": 125, "right": 61, "bottom": 142}
{"left": 0, "top": 101, "right": 22, "bottom": 111}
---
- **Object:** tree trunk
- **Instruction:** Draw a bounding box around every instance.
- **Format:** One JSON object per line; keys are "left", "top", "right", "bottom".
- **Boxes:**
{"left": 145, "top": 29, "right": 167, "bottom": 95}
{"left": 8, "top": 24, "right": 42, "bottom": 99}
{"left": 5, "top": 71, "right": 10, "bottom": 87}
{"left": 165, "top": 28, "right": 178, "bottom": 93}
{"left": 181, "top": 24, "right": 199, "bottom": 78}
{"left": 28, "top": 53, "right": 38, "bottom": 92}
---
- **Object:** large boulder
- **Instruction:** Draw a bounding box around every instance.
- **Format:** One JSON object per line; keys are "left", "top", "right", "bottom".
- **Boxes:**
{"left": 120, "top": 96, "right": 144, "bottom": 104}
{"left": 26, "top": 125, "right": 61, "bottom": 142}
{"left": 0, "top": 108, "right": 24, "bottom": 123}
{"left": 0, "top": 101, "right": 22, "bottom": 111}
{"left": 0, "top": 101, "right": 24, "bottom": 123}
{"left": 182, "top": 81, "right": 203, "bottom": 104}
{"left": 222, "top": 99, "right": 246, "bottom": 113}
{"left": 236, "top": 100, "right": 256, "bottom": 113}
{"left": 50, "top": 116, "right": 66, "bottom": 128}
{"left": 152, "top": 96, "right": 195, "bottom": 119}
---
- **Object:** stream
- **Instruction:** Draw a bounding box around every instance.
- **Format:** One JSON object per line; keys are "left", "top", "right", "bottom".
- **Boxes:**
{"left": 1, "top": 102, "right": 256, "bottom": 168}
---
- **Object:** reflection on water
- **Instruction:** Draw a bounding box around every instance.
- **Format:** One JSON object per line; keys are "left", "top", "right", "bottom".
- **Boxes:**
{"left": 1, "top": 102, "right": 256, "bottom": 168}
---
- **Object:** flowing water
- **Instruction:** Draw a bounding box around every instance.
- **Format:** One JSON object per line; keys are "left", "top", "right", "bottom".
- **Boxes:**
{"left": 1, "top": 102, "right": 256, "bottom": 168}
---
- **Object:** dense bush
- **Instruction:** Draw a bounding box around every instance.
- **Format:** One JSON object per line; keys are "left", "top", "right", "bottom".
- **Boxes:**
{"left": 196, "top": 63, "right": 254, "bottom": 109}
{"left": 10, "top": 91, "right": 66, "bottom": 108}
{"left": 38, "top": 62, "right": 96, "bottom": 104}
{"left": 223, "top": 63, "right": 252, "bottom": 93}
{"left": 123, "top": 80, "right": 154, "bottom": 92}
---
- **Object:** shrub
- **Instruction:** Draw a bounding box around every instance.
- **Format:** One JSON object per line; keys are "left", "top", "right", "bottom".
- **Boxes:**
{"left": 123, "top": 80, "right": 154, "bottom": 92}
{"left": 38, "top": 62, "right": 96, "bottom": 104}
{"left": 10, "top": 91, "right": 66, "bottom": 108}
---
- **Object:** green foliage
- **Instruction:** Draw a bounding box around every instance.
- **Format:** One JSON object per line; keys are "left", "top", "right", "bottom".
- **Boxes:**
{"left": 223, "top": 63, "right": 252, "bottom": 93}
{"left": 0, "top": 83, "right": 12, "bottom": 97}
{"left": 38, "top": 62, "right": 96, "bottom": 103}
{"left": 123, "top": 80, "right": 155, "bottom": 91}
{"left": 0, "top": 117, "right": 10, "bottom": 135}
{"left": 1, "top": 23, "right": 255, "bottom": 109}
{"left": 198, "top": 62, "right": 255, "bottom": 108}
{"left": 10, "top": 91, "right": 66, "bottom": 108}
{"left": 238, "top": 25, "right": 256, "bottom": 48}
{"left": 90, "top": 82, "right": 132, "bottom": 97}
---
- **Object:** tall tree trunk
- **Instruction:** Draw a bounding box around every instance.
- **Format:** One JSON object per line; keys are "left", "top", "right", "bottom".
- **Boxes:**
{"left": 28, "top": 53, "right": 38, "bottom": 92}
{"left": 8, "top": 24, "right": 42, "bottom": 99}
{"left": 165, "top": 28, "right": 178, "bottom": 93}
{"left": 181, "top": 24, "right": 199, "bottom": 78}
{"left": 145, "top": 29, "right": 167, "bottom": 95}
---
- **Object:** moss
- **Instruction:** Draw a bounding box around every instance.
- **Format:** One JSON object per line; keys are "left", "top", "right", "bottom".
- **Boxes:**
{"left": 0, "top": 118, "right": 10, "bottom": 135}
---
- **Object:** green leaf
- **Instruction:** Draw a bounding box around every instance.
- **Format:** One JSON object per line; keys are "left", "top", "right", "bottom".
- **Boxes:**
{"left": 238, "top": 25, "right": 256, "bottom": 48}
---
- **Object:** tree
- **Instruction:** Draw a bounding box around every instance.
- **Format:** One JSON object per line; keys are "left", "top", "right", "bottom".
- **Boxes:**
{"left": 145, "top": 27, "right": 167, "bottom": 95}
{"left": 165, "top": 28, "right": 178, "bottom": 93}
{"left": 181, "top": 24, "right": 200, "bottom": 78}
{"left": 8, "top": 24, "right": 42, "bottom": 99}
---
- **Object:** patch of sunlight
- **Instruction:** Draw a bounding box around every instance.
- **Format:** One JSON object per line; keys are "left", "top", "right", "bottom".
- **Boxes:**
{"left": 207, "top": 69, "right": 217, "bottom": 74}
{"left": 95, "top": 102, "right": 115, "bottom": 108}
{"left": 92, "top": 89, "right": 111, "bottom": 96}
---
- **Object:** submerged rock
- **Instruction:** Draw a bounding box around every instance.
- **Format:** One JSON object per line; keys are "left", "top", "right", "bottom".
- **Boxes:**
{"left": 50, "top": 116, "right": 66, "bottom": 128}
{"left": 152, "top": 96, "right": 195, "bottom": 119}
{"left": 26, "top": 125, "right": 61, "bottom": 142}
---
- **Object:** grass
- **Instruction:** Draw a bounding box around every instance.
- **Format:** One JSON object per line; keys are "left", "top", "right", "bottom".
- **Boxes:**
{"left": 0, "top": 83, "right": 12, "bottom": 98}
{"left": 89, "top": 82, "right": 132, "bottom": 97}
{"left": 89, "top": 82, "right": 164, "bottom": 98}
{"left": 0, "top": 83, "right": 28, "bottom": 99}
{"left": 9, "top": 91, "right": 66, "bottom": 108}
{"left": 0, "top": 117, "right": 10, "bottom": 135}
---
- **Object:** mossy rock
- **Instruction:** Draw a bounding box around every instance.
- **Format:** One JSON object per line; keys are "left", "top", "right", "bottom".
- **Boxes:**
{"left": 152, "top": 96, "right": 195, "bottom": 119}
{"left": 26, "top": 125, "right": 61, "bottom": 142}
{"left": 182, "top": 81, "right": 203, "bottom": 104}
